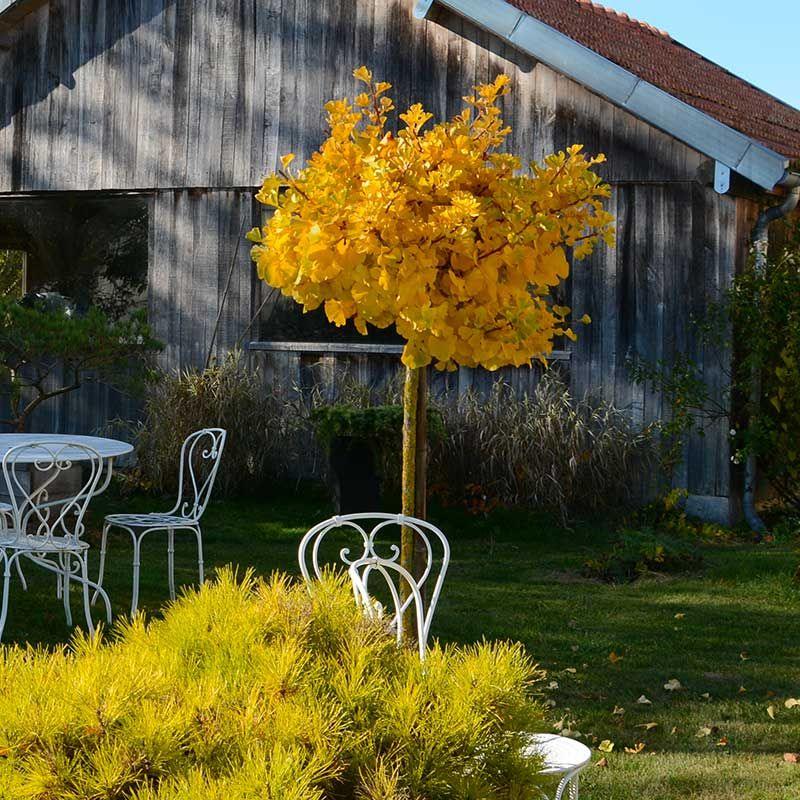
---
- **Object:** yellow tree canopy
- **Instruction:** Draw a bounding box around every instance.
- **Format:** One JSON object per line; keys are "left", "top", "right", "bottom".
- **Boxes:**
{"left": 249, "top": 68, "right": 614, "bottom": 371}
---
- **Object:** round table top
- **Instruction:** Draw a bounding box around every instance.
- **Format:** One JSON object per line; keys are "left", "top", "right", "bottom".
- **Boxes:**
{"left": 0, "top": 434, "right": 133, "bottom": 463}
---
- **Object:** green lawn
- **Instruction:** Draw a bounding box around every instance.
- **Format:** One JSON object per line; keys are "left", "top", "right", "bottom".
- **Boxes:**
{"left": 4, "top": 485, "right": 800, "bottom": 799}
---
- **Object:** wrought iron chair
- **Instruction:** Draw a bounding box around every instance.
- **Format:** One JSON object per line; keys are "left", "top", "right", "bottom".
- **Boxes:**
{"left": 301, "top": 513, "right": 592, "bottom": 794}
{"left": 0, "top": 440, "right": 112, "bottom": 641}
{"left": 93, "top": 428, "right": 227, "bottom": 616}
{"left": 298, "top": 513, "right": 450, "bottom": 658}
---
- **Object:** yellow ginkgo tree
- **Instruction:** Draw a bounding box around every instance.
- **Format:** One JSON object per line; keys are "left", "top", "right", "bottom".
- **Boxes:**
{"left": 249, "top": 67, "right": 614, "bottom": 576}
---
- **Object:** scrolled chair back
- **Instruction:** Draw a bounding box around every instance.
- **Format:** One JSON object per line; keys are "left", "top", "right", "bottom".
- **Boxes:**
{"left": 2, "top": 441, "right": 103, "bottom": 543}
{"left": 170, "top": 428, "right": 227, "bottom": 521}
{"left": 298, "top": 513, "right": 450, "bottom": 655}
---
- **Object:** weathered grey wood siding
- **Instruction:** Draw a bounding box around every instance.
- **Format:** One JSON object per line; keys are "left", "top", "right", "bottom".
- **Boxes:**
{"left": 147, "top": 189, "right": 264, "bottom": 369}
{"left": 0, "top": 0, "right": 759, "bottom": 501}
{"left": 0, "top": 0, "right": 705, "bottom": 192}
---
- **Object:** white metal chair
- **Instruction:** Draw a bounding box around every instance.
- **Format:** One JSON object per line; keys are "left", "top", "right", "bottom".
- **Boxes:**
{"left": 301, "top": 513, "right": 593, "bottom": 792}
{"left": 524, "top": 733, "right": 592, "bottom": 800}
{"left": 0, "top": 440, "right": 112, "bottom": 641}
{"left": 93, "top": 428, "right": 227, "bottom": 616}
{"left": 298, "top": 513, "right": 450, "bottom": 659}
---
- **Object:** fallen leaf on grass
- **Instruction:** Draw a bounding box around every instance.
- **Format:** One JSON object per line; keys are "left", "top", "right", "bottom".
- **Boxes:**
{"left": 738, "top": 686, "right": 747, "bottom": 694}
{"left": 608, "top": 651, "right": 623, "bottom": 664}
{"left": 767, "top": 705, "right": 776, "bottom": 720}
{"left": 596, "top": 757, "right": 609, "bottom": 768}
{"left": 696, "top": 727, "right": 713, "bottom": 738}
{"left": 624, "top": 742, "right": 646, "bottom": 754}
{"left": 598, "top": 740, "right": 614, "bottom": 753}
{"left": 612, "top": 706, "right": 625, "bottom": 716}
{"left": 637, "top": 695, "right": 652, "bottom": 705}
{"left": 785, "top": 698, "right": 800, "bottom": 709}
{"left": 784, "top": 753, "right": 799, "bottom": 764}
{"left": 740, "top": 651, "right": 750, "bottom": 661}
{"left": 664, "top": 678, "right": 683, "bottom": 692}
{"left": 564, "top": 667, "right": 577, "bottom": 674}
{"left": 636, "top": 722, "right": 658, "bottom": 731}
{"left": 716, "top": 737, "right": 729, "bottom": 747}
{"left": 674, "top": 613, "right": 685, "bottom": 619}
{"left": 547, "top": 681, "right": 559, "bottom": 690}
{"left": 701, "top": 692, "right": 711, "bottom": 700}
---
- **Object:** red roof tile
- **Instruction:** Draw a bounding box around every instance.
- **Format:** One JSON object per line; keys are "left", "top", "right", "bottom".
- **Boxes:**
{"left": 508, "top": 0, "right": 800, "bottom": 160}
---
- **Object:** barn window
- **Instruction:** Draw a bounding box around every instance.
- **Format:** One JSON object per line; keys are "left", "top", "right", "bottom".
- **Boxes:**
{"left": 0, "top": 195, "right": 148, "bottom": 318}
{"left": 259, "top": 290, "right": 404, "bottom": 345}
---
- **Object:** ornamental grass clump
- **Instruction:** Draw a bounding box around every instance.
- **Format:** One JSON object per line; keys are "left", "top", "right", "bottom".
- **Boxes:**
{"left": 0, "top": 570, "right": 547, "bottom": 799}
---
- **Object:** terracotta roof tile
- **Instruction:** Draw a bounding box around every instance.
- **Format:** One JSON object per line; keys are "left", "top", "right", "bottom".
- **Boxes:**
{"left": 508, "top": 0, "right": 800, "bottom": 160}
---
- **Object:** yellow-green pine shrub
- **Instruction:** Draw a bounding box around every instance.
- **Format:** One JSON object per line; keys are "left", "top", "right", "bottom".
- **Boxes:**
{"left": 0, "top": 570, "right": 546, "bottom": 799}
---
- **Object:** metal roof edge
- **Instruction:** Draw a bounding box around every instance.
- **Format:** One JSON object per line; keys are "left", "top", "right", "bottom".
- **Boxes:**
{"left": 414, "top": 0, "right": 790, "bottom": 190}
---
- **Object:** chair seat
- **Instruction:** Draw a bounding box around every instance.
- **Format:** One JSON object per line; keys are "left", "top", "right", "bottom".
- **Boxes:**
{"left": 106, "top": 513, "right": 198, "bottom": 529}
{"left": 523, "top": 733, "right": 592, "bottom": 775}
{"left": 0, "top": 532, "right": 89, "bottom": 552}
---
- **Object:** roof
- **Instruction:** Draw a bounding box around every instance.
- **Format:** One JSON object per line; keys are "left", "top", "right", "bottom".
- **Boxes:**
{"left": 508, "top": 0, "right": 800, "bottom": 160}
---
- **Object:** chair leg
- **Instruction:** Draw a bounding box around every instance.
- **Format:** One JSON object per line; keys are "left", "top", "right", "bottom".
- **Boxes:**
{"left": 0, "top": 555, "right": 12, "bottom": 642}
{"left": 167, "top": 528, "right": 176, "bottom": 601}
{"left": 61, "top": 555, "right": 72, "bottom": 628}
{"left": 14, "top": 558, "right": 27, "bottom": 591}
{"left": 195, "top": 526, "right": 204, "bottom": 585}
{"left": 79, "top": 553, "right": 96, "bottom": 637}
{"left": 131, "top": 535, "right": 142, "bottom": 617}
{"left": 91, "top": 522, "right": 111, "bottom": 606}
{"left": 81, "top": 573, "right": 112, "bottom": 625}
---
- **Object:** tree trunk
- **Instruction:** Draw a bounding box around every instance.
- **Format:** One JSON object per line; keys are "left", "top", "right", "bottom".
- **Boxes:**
{"left": 401, "top": 365, "right": 428, "bottom": 623}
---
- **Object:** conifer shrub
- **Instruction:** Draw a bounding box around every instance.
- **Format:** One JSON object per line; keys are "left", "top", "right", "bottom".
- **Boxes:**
{"left": 0, "top": 570, "right": 548, "bottom": 799}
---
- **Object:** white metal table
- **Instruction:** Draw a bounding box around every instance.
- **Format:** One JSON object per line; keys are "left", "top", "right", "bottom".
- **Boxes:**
{"left": 0, "top": 435, "right": 133, "bottom": 635}
{"left": 0, "top": 434, "right": 133, "bottom": 496}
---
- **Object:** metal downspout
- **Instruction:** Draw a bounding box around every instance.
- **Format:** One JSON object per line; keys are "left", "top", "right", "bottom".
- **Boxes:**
{"left": 743, "top": 177, "right": 800, "bottom": 532}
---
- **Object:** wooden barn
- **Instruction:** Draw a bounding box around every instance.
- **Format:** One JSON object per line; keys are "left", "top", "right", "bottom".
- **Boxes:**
{"left": 1, "top": 0, "right": 799, "bottom": 522}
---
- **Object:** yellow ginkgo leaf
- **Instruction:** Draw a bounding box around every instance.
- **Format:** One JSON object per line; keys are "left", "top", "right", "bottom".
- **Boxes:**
{"left": 598, "top": 740, "right": 615, "bottom": 753}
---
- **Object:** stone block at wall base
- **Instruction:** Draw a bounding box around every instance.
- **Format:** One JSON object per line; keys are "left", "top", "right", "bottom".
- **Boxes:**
{"left": 684, "top": 494, "right": 737, "bottom": 527}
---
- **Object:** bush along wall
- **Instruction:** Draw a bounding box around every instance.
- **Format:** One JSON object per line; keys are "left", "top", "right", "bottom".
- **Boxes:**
{"left": 129, "top": 359, "right": 654, "bottom": 522}
{"left": 0, "top": 571, "right": 549, "bottom": 800}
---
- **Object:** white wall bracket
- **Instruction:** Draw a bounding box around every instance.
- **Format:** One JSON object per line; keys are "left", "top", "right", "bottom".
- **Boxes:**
{"left": 714, "top": 162, "right": 731, "bottom": 194}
